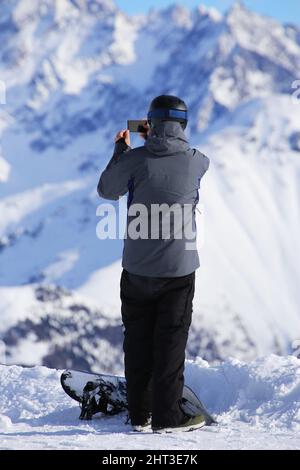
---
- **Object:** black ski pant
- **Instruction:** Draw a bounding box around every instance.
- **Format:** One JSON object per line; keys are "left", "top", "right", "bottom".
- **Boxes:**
{"left": 120, "top": 268, "right": 195, "bottom": 428}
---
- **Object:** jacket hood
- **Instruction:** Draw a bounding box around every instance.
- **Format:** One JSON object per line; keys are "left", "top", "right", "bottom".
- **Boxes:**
{"left": 145, "top": 121, "right": 189, "bottom": 156}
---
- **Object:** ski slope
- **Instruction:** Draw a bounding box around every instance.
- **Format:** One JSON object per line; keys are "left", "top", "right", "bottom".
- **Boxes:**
{"left": 0, "top": 355, "right": 299, "bottom": 450}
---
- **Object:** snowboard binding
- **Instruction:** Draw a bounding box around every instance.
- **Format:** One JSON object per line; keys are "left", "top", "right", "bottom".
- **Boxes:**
{"left": 78, "top": 380, "right": 127, "bottom": 420}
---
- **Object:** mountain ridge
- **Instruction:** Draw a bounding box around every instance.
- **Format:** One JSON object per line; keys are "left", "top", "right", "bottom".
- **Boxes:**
{"left": 0, "top": 0, "right": 300, "bottom": 369}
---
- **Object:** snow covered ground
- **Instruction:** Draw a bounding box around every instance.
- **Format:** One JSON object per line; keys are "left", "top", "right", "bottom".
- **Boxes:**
{"left": 0, "top": 355, "right": 299, "bottom": 450}
{"left": 1, "top": 0, "right": 300, "bottom": 451}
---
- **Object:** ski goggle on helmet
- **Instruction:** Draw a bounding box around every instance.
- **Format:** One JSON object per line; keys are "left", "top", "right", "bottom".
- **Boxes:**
{"left": 147, "top": 95, "right": 188, "bottom": 130}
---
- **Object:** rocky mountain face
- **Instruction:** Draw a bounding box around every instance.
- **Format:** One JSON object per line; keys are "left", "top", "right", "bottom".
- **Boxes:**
{"left": 0, "top": 0, "right": 300, "bottom": 372}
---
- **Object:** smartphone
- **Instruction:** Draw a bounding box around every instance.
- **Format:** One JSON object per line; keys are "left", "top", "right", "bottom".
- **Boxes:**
{"left": 127, "top": 120, "right": 148, "bottom": 133}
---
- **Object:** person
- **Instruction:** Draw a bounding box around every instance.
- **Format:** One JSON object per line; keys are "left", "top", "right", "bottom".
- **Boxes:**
{"left": 97, "top": 95, "right": 210, "bottom": 433}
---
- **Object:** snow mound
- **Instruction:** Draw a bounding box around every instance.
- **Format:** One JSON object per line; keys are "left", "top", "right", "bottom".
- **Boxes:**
{"left": 0, "top": 355, "right": 299, "bottom": 449}
{"left": 186, "top": 355, "right": 300, "bottom": 431}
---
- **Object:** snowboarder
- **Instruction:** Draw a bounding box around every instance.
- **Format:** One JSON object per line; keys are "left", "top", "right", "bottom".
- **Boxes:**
{"left": 97, "top": 95, "right": 210, "bottom": 432}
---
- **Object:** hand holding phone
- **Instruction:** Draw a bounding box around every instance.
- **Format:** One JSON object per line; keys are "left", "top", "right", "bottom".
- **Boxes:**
{"left": 127, "top": 120, "right": 148, "bottom": 133}
{"left": 127, "top": 120, "right": 150, "bottom": 141}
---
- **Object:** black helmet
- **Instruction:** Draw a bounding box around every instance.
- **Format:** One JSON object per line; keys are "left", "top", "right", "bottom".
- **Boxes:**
{"left": 147, "top": 95, "right": 188, "bottom": 130}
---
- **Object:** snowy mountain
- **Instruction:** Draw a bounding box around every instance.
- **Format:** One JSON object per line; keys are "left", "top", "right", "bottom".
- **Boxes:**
{"left": 0, "top": 0, "right": 300, "bottom": 371}
{"left": 0, "top": 355, "right": 300, "bottom": 449}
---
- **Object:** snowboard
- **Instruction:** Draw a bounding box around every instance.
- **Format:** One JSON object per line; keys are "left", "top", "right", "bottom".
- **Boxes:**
{"left": 60, "top": 369, "right": 217, "bottom": 426}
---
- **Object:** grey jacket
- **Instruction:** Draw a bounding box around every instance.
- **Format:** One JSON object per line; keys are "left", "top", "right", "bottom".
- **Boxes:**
{"left": 97, "top": 121, "right": 209, "bottom": 277}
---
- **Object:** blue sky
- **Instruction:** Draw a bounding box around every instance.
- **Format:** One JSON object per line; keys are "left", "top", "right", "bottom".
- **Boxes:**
{"left": 114, "top": 0, "right": 300, "bottom": 24}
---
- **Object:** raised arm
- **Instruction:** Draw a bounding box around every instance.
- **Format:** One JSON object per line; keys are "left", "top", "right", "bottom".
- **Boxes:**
{"left": 97, "top": 130, "right": 133, "bottom": 200}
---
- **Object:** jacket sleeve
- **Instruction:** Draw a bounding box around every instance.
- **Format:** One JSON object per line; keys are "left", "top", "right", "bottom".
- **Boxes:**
{"left": 97, "top": 138, "right": 133, "bottom": 200}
